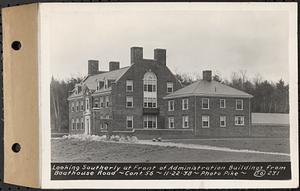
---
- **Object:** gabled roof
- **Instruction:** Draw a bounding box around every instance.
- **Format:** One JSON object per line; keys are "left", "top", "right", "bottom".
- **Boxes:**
{"left": 81, "top": 66, "right": 130, "bottom": 90}
{"left": 164, "top": 80, "right": 253, "bottom": 99}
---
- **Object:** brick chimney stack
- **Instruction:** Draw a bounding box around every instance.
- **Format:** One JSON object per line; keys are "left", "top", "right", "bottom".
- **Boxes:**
{"left": 203, "top": 70, "right": 212, "bottom": 81}
{"left": 154, "top": 48, "right": 166, "bottom": 65}
{"left": 88, "top": 60, "right": 99, "bottom": 75}
{"left": 130, "top": 47, "right": 143, "bottom": 65}
{"left": 109, "top": 61, "right": 120, "bottom": 71}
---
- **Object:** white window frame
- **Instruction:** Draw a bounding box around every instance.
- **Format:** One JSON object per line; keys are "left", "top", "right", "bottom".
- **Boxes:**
{"left": 71, "top": 102, "right": 75, "bottom": 112}
{"left": 80, "top": 101, "right": 84, "bottom": 111}
{"left": 81, "top": 118, "right": 84, "bottom": 130}
{"left": 143, "top": 97, "right": 157, "bottom": 108}
{"left": 143, "top": 115, "right": 157, "bottom": 129}
{"left": 76, "top": 118, "right": 80, "bottom": 130}
{"left": 182, "top": 115, "right": 189, "bottom": 128}
{"left": 235, "top": 116, "right": 245, "bottom": 126}
{"left": 220, "top": 99, "right": 226, "bottom": 108}
{"left": 168, "top": 117, "right": 175, "bottom": 129}
{"left": 202, "top": 98, "right": 209, "bottom": 109}
{"left": 236, "top": 99, "right": 243, "bottom": 110}
{"left": 220, "top": 116, "right": 226, "bottom": 127}
{"left": 167, "top": 82, "right": 174, "bottom": 93}
{"left": 168, "top": 100, "right": 174, "bottom": 111}
{"left": 126, "top": 96, "right": 133, "bottom": 108}
{"left": 105, "top": 96, "right": 110, "bottom": 107}
{"left": 71, "top": 119, "right": 75, "bottom": 130}
{"left": 182, "top": 99, "right": 189, "bottom": 110}
{"left": 76, "top": 101, "right": 79, "bottom": 111}
{"left": 202, "top": 115, "right": 210, "bottom": 128}
{"left": 85, "top": 98, "right": 89, "bottom": 111}
{"left": 126, "top": 80, "right": 133, "bottom": 92}
{"left": 100, "top": 97, "right": 104, "bottom": 108}
{"left": 143, "top": 72, "right": 157, "bottom": 93}
{"left": 126, "top": 116, "right": 133, "bottom": 128}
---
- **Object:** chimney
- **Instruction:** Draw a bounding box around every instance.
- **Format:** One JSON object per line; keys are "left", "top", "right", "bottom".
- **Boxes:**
{"left": 88, "top": 60, "right": 99, "bottom": 75}
{"left": 130, "top": 47, "right": 143, "bottom": 65}
{"left": 203, "top": 70, "right": 212, "bottom": 81}
{"left": 109, "top": 61, "right": 120, "bottom": 71}
{"left": 154, "top": 48, "right": 166, "bottom": 65}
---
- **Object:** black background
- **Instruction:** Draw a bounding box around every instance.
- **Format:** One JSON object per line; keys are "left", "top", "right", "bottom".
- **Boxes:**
{"left": 0, "top": 0, "right": 298, "bottom": 190}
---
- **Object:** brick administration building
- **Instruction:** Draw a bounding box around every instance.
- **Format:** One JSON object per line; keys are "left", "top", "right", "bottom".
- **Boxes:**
{"left": 68, "top": 47, "right": 253, "bottom": 138}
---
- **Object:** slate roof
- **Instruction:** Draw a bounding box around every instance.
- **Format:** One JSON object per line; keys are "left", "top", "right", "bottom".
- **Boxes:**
{"left": 164, "top": 80, "right": 253, "bottom": 99}
{"left": 81, "top": 66, "right": 130, "bottom": 90}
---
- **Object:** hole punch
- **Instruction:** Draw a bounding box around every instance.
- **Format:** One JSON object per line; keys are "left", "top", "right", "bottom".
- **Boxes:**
{"left": 11, "top": 143, "right": 21, "bottom": 153}
{"left": 11, "top": 41, "right": 21, "bottom": 50}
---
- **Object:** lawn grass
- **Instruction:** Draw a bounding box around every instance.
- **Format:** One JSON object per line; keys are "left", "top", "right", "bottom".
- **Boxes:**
{"left": 164, "top": 138, "right": 290, "bottom": 154}
{"left": 51, "top": 138, "right": 290, "bottom": 163}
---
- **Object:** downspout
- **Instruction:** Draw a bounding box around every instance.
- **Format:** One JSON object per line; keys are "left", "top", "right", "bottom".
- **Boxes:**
{"left": 194, "top": 96, "right": 197, "bottom": 136}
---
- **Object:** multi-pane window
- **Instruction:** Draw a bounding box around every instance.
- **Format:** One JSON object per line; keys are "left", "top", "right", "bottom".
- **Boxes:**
{"left": 104, "top": 80, "right": 108, "bottom": 89}
{"left": 126, "top": 96, "right": 133, "bottom": 108}
{"left": 143, "top": 115, "right": 157, "bottom": 129}
{"left": 143, "top": 97, "right": 157, "bottom": 108}
{"left": 143, "top": 72, "right": 157, "bottom": 92}
{"left": 202, "top": 98, "right": 209, "bottom": 109}
{"left": 220, "top": 99, "right": 226, "bottom": 108}
{"left": 235, "top": 116, "right": 245, "bottom": 126}
{"left": 71, "top": 119, "right": 75, "bottom": 130}
{"left": 100, "top": 97, "right": 104, "bottom": 108}
{"left": 168, "top": 117, "right": 174, "bottom": 128}
{"left": 182, "top": 99, "right": 189, "bottom": 110}
{"left": 80, "top": 101, "right": 84, "bottom": 111}
{"left": 182, "top": 115, "right": 189, "bottom": 128}
{"left": 76, "top": 101, "right": 79, "bottom": 111}
{"left": 126, "top": 80, "right": 133, "bottom": 92}
{"left": 168, "top": 100, "right": 174, "bottom": 111}
{"left": 101, "top": 123, "right": 108, "bottom": 129}
{"left": 236, "top": 99, "right": 243, "bottom": 110}
{"left": 94, "top": 98, "right": 99, "bottom": 108}
{"left": 143, "top": 72, "right": 157, "bottom": 111}
{"left": 85, "top": 98, "right": 90, "bottom": 111}
{"left": 167, "top": 82, "right": 174, "bottom": 93}
{"left": 71, "top": 102, "right": 75, "bottom": 112}
{"left": 81, "top": 118, "right": 84, "bottom": 130}
{"left": 97, "top": 81, "right": 104, "bottom": 91}
{"left": 220, "top": 116, "right": 226, "bottom": 127}
{"left": 76, "top": 118, "right": 80, "bottom": 130}
{"left": 202, "top": 115, "right": 210, "bottom": 128}
{"left": 126, "top": 116, "right": 133, "bottom": 128}
{"left": 106, "top": 96, "right": 110, "bottom": 107}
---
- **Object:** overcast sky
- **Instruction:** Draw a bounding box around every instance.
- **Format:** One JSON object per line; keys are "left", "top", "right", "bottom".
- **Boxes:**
{"left": 47, "top": 4, "right": 289, "bottom": 83}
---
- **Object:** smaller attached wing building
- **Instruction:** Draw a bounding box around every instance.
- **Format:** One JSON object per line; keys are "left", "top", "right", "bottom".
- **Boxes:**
{"left": 164, "top": 71, "right": 253, "bottom": 137}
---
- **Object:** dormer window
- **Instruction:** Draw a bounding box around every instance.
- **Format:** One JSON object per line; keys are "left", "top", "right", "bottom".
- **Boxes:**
{"left": 108, "top": 80, "right": 115, "bottom": 88}
{"left": 104, "top": 80, "right": 108, "bottom": 89}
{"left": 97, "top": 81, "right": 104, "bottom": 91}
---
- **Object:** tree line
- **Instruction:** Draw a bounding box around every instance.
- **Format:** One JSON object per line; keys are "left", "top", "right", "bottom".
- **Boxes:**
{"left": 51, "top": 71, "right": 289, "bottom": 132}
{"left": 175, "top": 70, "right": 289, "bottom": 114}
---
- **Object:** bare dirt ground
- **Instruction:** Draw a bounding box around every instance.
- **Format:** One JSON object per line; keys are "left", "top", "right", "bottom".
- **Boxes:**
{"left": 51, "top": 138, "right": 290, "bottom": 162}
